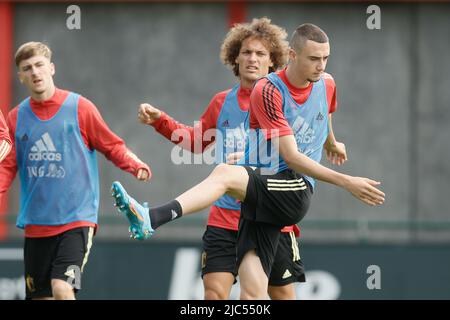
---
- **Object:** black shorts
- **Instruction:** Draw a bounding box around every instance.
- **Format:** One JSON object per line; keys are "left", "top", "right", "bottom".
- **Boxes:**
{"left": 269, "top": 231, "right": 306, "bottom": 286}
{"left": 201, "top": 226, "right": 305, "bottom": 286}
{"left": 201, "top": 226, "right": 238, "bottom": 279}
{"left": 24, "top": 227, "right": 94, "bottom": 299}
{"left": 236, "top": 219, "right": 281, "bottom": 278}
{"left": 241, "top": 167, "right": 313, "bottom": 227}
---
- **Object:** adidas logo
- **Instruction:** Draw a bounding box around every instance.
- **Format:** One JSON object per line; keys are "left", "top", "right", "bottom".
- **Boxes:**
{"left": 28, "top": 132, "right": 62, "bottom": 162}
{"left": 316, "top": 112, "right": 324, "bottom": 121}
{"left": 171, "top": 210, "right": 178, "bottom": 220}
{"left": 21, "top": 134, "right": 28, "bottom": 142}
{"left": 221, "top": 119, "right": 230, "bottom": 127}
{"left": 282, "top": 269, "right": 292, "bottom": 279}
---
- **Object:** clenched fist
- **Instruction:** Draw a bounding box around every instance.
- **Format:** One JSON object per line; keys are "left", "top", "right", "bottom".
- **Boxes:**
{"left": 138, "top": 103, "right": 162, "bottom": 125}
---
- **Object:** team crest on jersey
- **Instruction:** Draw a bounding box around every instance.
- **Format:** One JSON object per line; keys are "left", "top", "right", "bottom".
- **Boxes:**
{"left": 221, "top": 119, "right": 230, "bottom": 127}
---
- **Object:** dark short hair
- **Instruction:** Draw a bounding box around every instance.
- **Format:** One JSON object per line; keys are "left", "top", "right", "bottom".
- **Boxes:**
{"left": 290, "top": 23, "right": 329, "bottom": 52}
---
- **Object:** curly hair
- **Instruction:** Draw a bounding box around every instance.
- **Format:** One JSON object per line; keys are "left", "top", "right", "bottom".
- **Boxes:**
{"left": 220, "top": 17, "right": 289, "bottom": 77}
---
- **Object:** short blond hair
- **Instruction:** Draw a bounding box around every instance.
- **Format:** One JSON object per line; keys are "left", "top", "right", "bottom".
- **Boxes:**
{"left": 15, "top": 42, "right": 52, "bottom": 67}
{"left": 220, "top": 17, "right": 289, "bottom": 77}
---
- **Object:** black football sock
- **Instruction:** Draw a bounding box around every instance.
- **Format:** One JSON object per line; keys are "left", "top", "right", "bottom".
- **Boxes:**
{"left": 149, "top": 200, "right": 183, "bottom": 230}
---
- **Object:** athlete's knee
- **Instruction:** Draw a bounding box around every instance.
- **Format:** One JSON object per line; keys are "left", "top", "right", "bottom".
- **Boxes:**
{"left": 240, "top": 291, "right": 255, "bottom": 300}
{"left": 210, "top": 163, "right": 248, "bottom": 197}
{"left": 51, "top": 279, "right": 75, "bottom": 300}
{"left": 210, "top": 163, "right": 232, "bottom": 179}
{"left": 240, "top": 287, "right": 267, "bottom": 300}
{"left": 268, "top": 284, "right": 296, "bottom": 300}
{"left": 240, "top": 280, "right": 267, "bottom": 300}
{"left": 210, "top": 164, "right": 235, "bottom": 187}
{"left": 204, "top": 287, "right": 228, "bottom": 300}
{"left": 203, "top": 272, "right": 234, "bottom": 300}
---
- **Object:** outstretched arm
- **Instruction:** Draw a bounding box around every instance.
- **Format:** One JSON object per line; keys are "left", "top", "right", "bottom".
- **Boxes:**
{"left": 277, "top": 134, "right": 385, "bottom": 206}
{"left": 138, "top": 94, "right": 222, "bottom": 154}
{"left": 0, "top": 110, "right": 18, "bottom": 204}
{"left": 80, "top": 97, "right": 151, "bottom": 181}
{"left": 248, "top": 78, "right": 383, "bottom": 205}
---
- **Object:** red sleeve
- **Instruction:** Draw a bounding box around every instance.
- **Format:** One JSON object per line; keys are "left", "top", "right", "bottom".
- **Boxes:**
{"left": 151, "top": 91, "right": 227, "bottom": 153}
{"left": 0, "top": 139, "right": 10, "bottom": 163}
{"left": 0, "top": 110, "right": 11, "bottom": 163}
{"left": 0, "top": 110, "right": 10, "bottom": 144}
{"left": 0, "top": 108, "right": 18, "bottom": 197}
{"left": 77, "top": 96, "right": 151, "bottom": 178}
{"left": 323, "top": 73, "right": 337, "bottom": 114}
{"left": 250, "top": 79, "right": 293, "bottom": 140}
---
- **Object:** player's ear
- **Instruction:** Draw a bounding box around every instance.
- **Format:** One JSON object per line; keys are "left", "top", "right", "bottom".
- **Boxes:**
{"left": 50, "top": 62, "right": 55, "bottom": 76}
{"left": 288, "top": 48, "right": 297, "bottom": 61}
{"left": 18, "top": 72, "right": 24, "bottom": 83}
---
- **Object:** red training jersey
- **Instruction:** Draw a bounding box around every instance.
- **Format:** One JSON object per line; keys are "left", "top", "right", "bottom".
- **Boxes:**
{"left": 249, "top": 68, "right": 337, "bottom": 139}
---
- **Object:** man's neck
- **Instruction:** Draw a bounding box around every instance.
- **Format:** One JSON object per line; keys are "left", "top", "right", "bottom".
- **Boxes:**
{"left": 285, "top": 66, "right": 310, "bottom": 89}
{"left": 31, "top": 86, "right": 56, "bottom": 102}
{"left": 240, "top": 78, "right": 255, "bottom": 89}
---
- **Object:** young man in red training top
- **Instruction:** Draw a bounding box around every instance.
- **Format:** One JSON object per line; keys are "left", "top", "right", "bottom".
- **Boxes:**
{"left": 136, "top": 18, "right": 346, "bottom": 300}
{"left": 0, "top": 110, "right": 11, "bottom": 163}
{"left": 112, "top": 23, "right": 384, "bottom": 299}
{"left": 0, "top": 42, "right": 151, "bottom": 300}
